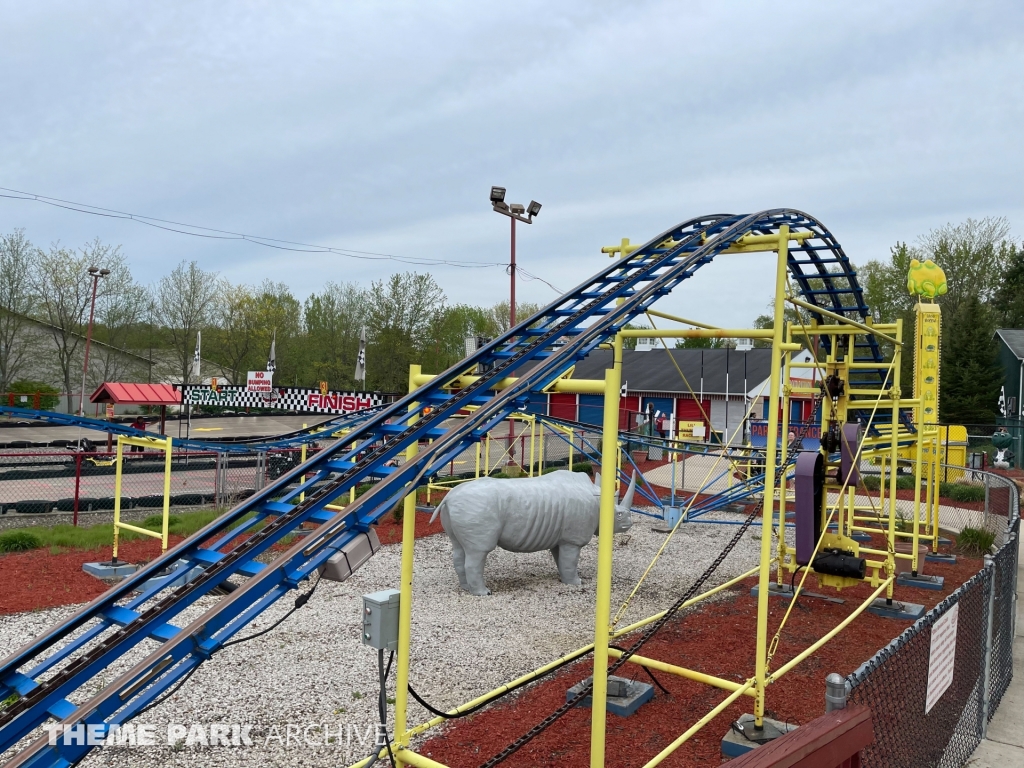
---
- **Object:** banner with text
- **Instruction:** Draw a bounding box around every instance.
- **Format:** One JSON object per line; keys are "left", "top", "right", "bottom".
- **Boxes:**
{"left": 180, "top": 385, "right": 383, "bottom": 415}
{"left": 246, "top": 371, "right": 273, "bottom": 392}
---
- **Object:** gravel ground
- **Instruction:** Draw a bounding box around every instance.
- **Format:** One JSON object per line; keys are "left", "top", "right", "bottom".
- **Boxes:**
{"left": 0, "top": 512, "right": 772, "bottom": 767}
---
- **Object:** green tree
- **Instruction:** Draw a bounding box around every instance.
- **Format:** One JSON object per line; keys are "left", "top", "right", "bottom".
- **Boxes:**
{"left": 621, "top": 323, "right": 650, "bottom": 351}
{"left": 0, "top": 230, "right": 37, "bottom": 393}
{"left": 31, "top": 240, "right": 136, "bottom": 412}
{"left": 917, "top": 217, "right": 1012, "bottom": 317}
{"left": 208, "top": 283, "right": 258, "bottom": 384}
{"left": 486, "top": 300, "right": 542, "bottom": 336}
{"left": 940, "top": 294, "right": 1002, "bottom": 424}
{"left": 422, "top": 303, "right": 493, "bottom": 373}
{"left": 303, "top": 281, "right": 368, "bottom": 390}
{"left": 366, "top": 272, "right": 446, "bottom": 392}
{"left": 154, "top": 260, "right": 222, "bottom": 387}
{"left": 90, "top": 257, "right": 151, "bottom": 385}
{"left": 992, "top": 242, "right": 1024, "bottom": 328}
{"left": 242, "top": 281, "right": 302, "bottom": 385}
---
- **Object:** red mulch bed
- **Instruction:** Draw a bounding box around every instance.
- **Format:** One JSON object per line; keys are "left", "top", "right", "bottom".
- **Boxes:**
{"left": 418, "top": 542, "right": 984, "bottom": 768}
{"left": 0, "top": 507, "right": 446, "bottom": 617}
{"left": 0, "top": 537, "right": 185, "bottom": 615}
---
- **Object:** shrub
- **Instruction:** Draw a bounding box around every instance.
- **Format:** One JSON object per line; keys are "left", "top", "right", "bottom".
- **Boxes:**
{"left": 571, "top": 462, "right": 593, "bottom": 475}
{"left": 7, "top": 380, "right": 60, "bottom": 410}
{"left": 956, "top": 526, "right": 995, "bottom": 556}
{"left": 0, "top": 530, "right": 41, "bottom": 553}
{"left": 860, "top": 474, "right": 917, "bottom": 491}
{"left": 940, "top": 483, "right": 986, "bottom": 503}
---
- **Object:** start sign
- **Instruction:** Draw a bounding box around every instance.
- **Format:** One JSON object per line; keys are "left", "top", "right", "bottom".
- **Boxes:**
{"left": 246, "top": 371, "right": 273, "bottom": 393}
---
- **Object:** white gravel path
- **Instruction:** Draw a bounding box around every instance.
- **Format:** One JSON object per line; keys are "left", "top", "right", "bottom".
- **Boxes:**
{"left": 0, "top": 512, "right": 766, "bottom": 767}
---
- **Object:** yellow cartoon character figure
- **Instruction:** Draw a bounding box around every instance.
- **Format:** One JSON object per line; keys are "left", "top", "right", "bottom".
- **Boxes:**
{"left": 906, "top": 258, "right": 947, "bottom": 299}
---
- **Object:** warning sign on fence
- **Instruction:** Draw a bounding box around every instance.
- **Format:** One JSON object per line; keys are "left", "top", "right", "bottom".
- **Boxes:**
{"left": 246, "top": 371, "right": 273, "bottom": 393}
{"left": 925, "top": 602, "right": 958, "bottom": 713}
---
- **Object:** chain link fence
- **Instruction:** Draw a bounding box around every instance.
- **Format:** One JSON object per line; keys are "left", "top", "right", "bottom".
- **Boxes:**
{"left": 844, "top": 468, "right": 1019, "bottom": 767}
{"left": 0, "top": 447, "right": 312, "bottom": 521}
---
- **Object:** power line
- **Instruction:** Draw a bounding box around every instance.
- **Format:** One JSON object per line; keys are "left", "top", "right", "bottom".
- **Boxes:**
{"left": 0, "top": 185, "right": 503, "bottom": 270}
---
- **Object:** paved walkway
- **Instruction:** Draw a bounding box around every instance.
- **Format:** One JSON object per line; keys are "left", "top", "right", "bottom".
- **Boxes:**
{"left": 966, "top": 531, "right": 1023, "bottom": 766}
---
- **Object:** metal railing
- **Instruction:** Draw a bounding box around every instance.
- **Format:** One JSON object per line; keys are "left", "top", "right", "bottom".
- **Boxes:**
{"left": 0, "top": 447, "right": 314, "bottom": 520}
{"left": 844, "top": 467, "right": 1019, "bottom": 767}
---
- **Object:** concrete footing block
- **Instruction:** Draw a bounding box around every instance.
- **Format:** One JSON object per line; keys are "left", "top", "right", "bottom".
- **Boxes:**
{"left": 652, "top": 506, "right": 684, "bottom": 533}
{"left": 566, "top": 675, "right": 654, "bottom": 717}
{"left": 750, "top": 583, "right": 846, "bottom": 604}
{"left": 721, "top": 713, "right": 797, "bottom": 758}
{"left": 896, "top": 572, "right": 945, "bottom": 591}
{"left": 134, "top": 559, "right": 204, "bottom": 593}
{"left": 868, "top": 598, "right": 925, "bottom": 620}
{"left": 82, "top": 560, "right": 138, "bottom": 580}
{"left": 926, "top": 552, "right": 957, "bottom": 564}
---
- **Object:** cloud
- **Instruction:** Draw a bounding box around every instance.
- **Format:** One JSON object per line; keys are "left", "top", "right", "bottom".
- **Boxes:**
{"left": 1, "top": 0, "right": 1020, "bottom": 328}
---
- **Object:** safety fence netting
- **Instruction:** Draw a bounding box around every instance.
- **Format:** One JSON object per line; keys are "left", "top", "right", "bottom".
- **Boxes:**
{"left": 0, "top": 448, "right": 311, "bottom": 517}
{"left": 845, "top": 469, "right": 1018, "bottom": 768}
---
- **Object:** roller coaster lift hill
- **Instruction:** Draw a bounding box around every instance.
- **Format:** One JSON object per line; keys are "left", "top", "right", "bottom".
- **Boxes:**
{"left": 0, "top": 210, "right": 946, "bottom": 768}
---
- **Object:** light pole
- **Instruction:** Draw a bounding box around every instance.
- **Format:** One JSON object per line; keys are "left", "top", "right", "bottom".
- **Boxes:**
{"left": 490, "top": 186, "right": 541, "bottom": 467}
{"left": 490, "top": 186, "right": 541, "bottom": 328}
{"left": 78, "top": 266, "right": 109, "bottom": 417}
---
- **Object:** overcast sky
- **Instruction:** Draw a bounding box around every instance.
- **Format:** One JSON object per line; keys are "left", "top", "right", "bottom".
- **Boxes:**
{"left": 1, "top": 1, "right": 1021, "bottom": 328}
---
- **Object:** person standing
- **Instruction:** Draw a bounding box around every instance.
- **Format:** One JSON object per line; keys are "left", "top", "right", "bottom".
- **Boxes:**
{"left": 130, "top": 415, "right": 147, "bottom": 452}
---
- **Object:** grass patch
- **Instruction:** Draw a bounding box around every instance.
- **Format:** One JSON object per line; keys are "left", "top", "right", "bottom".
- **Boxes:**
{"left": 939, "top": 483, "right": 986, "bottom": 503}
{"left": 956, "top": 526, "right": 996, "bottom": 556}
{"left": 0, "top": 693, "right": 18, "bottom": 711}
{"left": 0, "top": 530, "right": 42, "bottom": 552}
{"left": 0, "top": 508, "right": 227, "bottom": 554}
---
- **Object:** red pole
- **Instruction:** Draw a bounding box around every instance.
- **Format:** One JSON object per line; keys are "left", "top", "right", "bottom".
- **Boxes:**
{"left": 73, "top": 453, "right": 82, "bottom": 527}
{"left": 507, "top": 217, "right": 516, "bottom": 461}
{"left": 510, "top": 217, "right": 516, "bottom": 328}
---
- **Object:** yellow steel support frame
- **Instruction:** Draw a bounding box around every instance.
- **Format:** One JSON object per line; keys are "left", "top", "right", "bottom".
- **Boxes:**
{"left": 589, "top": 333, "right": 623, "bottom": 768}
{"left": 370, "top": 229, "right": 943, "bottom": 768}
{"left": 752, "top": 225, "right": 790, "bottom": 727}
{"left": 394, "top": 364, "right": 421, "bottom": 763}
{"left": 112, "top": 434, "right": 173, "bottom": 560}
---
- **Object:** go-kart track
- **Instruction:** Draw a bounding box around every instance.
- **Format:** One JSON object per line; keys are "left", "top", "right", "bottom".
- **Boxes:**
{"left": 0, "top": 210, "right": 1015, "bottom": 768}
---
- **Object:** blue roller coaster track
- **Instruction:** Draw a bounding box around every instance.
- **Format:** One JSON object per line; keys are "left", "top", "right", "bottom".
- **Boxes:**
{"left": 0, "top": 210, "right": 902, "bottom": 767}
{"left": 0, "top": 405, "right": 386, "bottom": 453}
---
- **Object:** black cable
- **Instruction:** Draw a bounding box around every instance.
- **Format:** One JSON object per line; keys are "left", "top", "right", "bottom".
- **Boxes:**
{"left": 131, "top": 662, "right": 200, "bottom": 720}
{"left": 0, "top": 186, "right": 504, "bottom": 269}
{"left": 378, "top": 649, "right": 397, "bottom": 768}
{"left": 407, "top": 645, "right": 595, "bottom": 719}
{"left": 221, "top": 571, "right": 323, "bottom": 649}
{"left": 609, "top": 645, "right": 670, "bottom": 696}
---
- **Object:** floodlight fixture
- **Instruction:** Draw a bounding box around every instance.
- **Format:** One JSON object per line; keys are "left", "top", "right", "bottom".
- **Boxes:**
{"left": 99, "top": 269, "right": 111, "bottom": 277}
{"left": 510, "top": 203, "right": 526, "bottom": 215}
{"left": 490, "top": 186, "right": 506, "bottom": 203}
{"left": 527, "top": 200, "right": 541, "bottom": 218}
{"left": 87, "top": 266, "right": 100, "bottom": 275}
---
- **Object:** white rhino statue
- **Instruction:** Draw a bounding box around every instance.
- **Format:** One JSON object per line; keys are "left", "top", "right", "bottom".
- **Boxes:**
{"left": 429, "top": 470, "right": 636, "bottom": 595}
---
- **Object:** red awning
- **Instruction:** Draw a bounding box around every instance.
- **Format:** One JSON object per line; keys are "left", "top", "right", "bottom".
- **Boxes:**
{"left": 89, "top": 383, "right": 181, "bottom": 406}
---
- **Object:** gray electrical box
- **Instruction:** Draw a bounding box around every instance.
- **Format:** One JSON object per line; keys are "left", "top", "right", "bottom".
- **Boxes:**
{"left": 361, "top": 589, "right": 401, "bottom": 651}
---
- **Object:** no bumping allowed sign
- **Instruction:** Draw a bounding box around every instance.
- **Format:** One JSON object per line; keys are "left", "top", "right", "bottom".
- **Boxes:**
{"left": 925, "top": 602, "right": 958, "bottom": 714}
{"left": 246, "top": 370, "right": 273, "bottom": 392}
